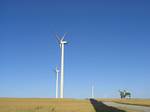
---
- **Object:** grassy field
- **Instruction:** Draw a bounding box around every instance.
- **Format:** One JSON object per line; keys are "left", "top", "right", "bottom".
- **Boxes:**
{"left": 0, "top": 98, "right": 94, "bottom": 112}
{"left": 97, "top": 98, "right": 150, "bottom": 107}
{"left": 0, "top": 98, "right": 142, "bottom": 112}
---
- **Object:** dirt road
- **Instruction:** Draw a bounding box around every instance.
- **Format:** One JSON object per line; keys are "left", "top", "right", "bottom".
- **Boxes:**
{"left": 103, "top": 102, "right": 150, "bottom": 112}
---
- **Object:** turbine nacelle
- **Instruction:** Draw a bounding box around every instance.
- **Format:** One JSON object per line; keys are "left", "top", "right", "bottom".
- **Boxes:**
{"left": 55, "top": 67, "right": 59, "bottom": 73}
{"left": 56, "top": 33, "right": 68, "bottom": 47}
{"left": 60, "top": 40, "right": 67, "bottom": 44}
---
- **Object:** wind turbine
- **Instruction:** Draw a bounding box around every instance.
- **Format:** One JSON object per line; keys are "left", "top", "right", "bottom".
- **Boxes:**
{"left": 54, "top": 67, "right": 59, "bottom": 98}
{"left": 91, "top": 85, "right": 94, "bottom": 99}
{"left": 56, "top": 33, "right": 67, "bottom": 98}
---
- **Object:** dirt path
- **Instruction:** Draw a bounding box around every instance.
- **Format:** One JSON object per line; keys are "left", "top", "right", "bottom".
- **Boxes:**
{"left": 103, "top": 102, "right": 150, "bottom": 112}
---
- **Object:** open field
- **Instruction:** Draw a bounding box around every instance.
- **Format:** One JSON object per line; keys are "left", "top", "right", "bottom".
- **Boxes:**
{"left": 0, "top": 98, "right": 93, "bottom": 112}
{"left": 97, "top": 98, "right": 150, "bottom": 107}
{"left": 0, "top": 98, "right": 137, "bottom": 112}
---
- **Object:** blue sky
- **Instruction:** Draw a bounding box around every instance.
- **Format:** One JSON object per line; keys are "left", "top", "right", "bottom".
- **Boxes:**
{"left": 0, "top": 0, "right": 150, "bottom": 98}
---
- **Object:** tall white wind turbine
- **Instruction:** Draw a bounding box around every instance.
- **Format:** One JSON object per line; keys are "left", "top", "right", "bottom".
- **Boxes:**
{"left": 56, "top": 33, "right": 67, "bottom": 98}
{"left": 91, "top": 85, "right": 94, "bottom": 98}
{"left": 54, "top": 67, "right": 59, "bottom": 98}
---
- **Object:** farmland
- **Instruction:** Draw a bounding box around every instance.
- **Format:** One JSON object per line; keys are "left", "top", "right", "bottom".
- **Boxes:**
{"left": 0, "top": 98, "right": 93, "bottom": 112}
{"left": 0, "top": 98, "right": 144, "bottom": 112}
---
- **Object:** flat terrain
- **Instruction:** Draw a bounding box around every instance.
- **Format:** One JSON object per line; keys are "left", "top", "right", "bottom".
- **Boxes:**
{"left": 0, "top": 98, "right": 149, "bottom": 112}
{"left": 97, "top": 98, "right": 150, "bottom": 107}
{"left": 104, "top": 102, "right": 150, "bottom": 112}
{"left": 0, "top": 98, "right": 93, "bottom": 112}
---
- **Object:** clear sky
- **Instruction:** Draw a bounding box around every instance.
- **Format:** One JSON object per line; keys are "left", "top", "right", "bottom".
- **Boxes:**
{"left": 0, "top": 0, "right": 150, "bottom": 98}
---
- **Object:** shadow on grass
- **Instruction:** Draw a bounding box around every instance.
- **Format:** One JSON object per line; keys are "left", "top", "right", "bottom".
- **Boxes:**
{"left": 90, "top": 99, "right": 126, "bottom": 112}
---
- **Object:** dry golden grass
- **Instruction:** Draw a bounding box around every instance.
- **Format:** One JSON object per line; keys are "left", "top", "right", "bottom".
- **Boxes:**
{"left": 0, "top": 98, "right": 94, "bottom": 112}
{"left": 0, "top": 98, "right": 141, "bottom": 112}
{"left": 97, "top": 98, "right": 150, "bottom": 107}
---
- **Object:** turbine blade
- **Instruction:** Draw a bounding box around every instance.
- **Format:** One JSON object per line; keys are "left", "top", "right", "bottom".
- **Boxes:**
{"left": 53, "top": 69, "right": 56, "bottom": 73}
{"left": 55, "top": 34, "right": 61, "bottom": 47}
{"left": 56, "top": 34, "right": 61, "bottom": 42}
{"left": 61, "top": 32, "right": 67, "bottom": 41}
{"left": 56, "top": 67, "right": 58, "bottom": 71}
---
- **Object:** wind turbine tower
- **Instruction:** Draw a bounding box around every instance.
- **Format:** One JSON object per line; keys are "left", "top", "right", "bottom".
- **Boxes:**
{"left": 55, "top": 67, "right": 59, "bottom": 98}
{"left": 56, "top": 33, "right": 67, "bottom": 98}
{"left": 91, "top": 85, "right": 94, "bottom": 98}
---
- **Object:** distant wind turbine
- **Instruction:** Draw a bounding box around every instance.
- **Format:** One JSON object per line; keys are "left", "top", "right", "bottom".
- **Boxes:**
{"left": 91, "top": 85, "right": 94, "bottom": 98}
{"left": 54, "top": 67, "right": 59, "bottom": 98}
{"left": 55, "top": 33, "right": 67, "bottom": 98}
